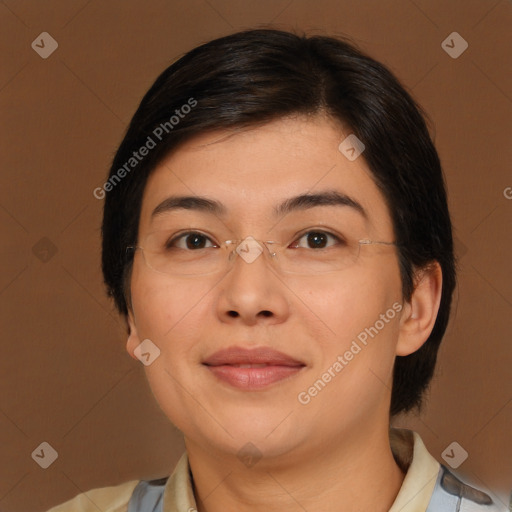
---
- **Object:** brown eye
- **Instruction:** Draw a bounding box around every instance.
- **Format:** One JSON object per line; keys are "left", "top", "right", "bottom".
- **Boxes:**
{"left": 185, "top": 233, "right": 208, "bottom": 249}
{"left": 306, "top": 232, "right": 328, "bottom": 249}
{"left": 291, "top": 231, "right": 341, "bottom": 249}
{"left": 167, "top": 232, "right": 217, "bottom": 250}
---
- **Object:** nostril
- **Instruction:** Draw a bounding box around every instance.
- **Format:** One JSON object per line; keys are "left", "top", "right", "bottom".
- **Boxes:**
{"left": 228, "top": 311, "right": 239, "bottom": 318}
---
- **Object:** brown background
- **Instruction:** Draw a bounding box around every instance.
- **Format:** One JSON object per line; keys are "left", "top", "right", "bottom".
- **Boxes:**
{"left": 0, "top": 0, "right": 511, "bottom": 510}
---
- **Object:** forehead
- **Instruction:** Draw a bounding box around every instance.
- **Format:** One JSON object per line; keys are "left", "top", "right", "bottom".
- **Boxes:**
{"left": 139, "top": 115, "right": 393, "bottom": 235}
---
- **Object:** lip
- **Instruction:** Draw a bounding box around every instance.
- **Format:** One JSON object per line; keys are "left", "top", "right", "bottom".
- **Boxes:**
{"left": 203, "top": 346, "right": 305, "bottom": 390}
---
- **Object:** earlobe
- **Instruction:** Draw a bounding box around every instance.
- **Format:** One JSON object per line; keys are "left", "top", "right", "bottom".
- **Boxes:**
{"left": 396, "top": 262, "right": 443, "bottom": 357}
{"left": 126, "top": 311, "right": 142, "bottom": 361}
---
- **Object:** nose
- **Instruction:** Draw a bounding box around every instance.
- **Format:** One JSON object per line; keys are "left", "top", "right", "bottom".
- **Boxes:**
{"left": 216, "top": 239, "right": 290, "bottom": 326}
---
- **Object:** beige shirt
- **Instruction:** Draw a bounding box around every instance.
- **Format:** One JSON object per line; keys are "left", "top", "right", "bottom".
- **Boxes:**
{"left": 47, "top": 429, "right": 439, "bottom": 512}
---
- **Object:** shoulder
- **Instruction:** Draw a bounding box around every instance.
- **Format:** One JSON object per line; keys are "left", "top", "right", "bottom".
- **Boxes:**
{"left": 428, "top": 465, "right": 508, "bottom": 512}
{"left": 390, "top": 429, "right": 508, "bottom": 512}
{"left": 46, "top": 479, "right": 140, "bottom": 512}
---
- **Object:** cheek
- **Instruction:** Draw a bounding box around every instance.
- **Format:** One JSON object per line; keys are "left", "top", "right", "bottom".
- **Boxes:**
{"left": 129, "top": 270, "right": 216, "bottom": 430}
{"left": 345, "top": 263, "right": 403, "bottom": 370}
{"left": 130, "top": 265, "right": 215, "bottom": 346}
{"left": 303, "top": 261, "right": 403, "bottom": 391}
{"left": 296, "top": 260, "right": 402, "bottom": 339}
{"left": 300, "top": 276, "right": 402, "bottom": 424}
{"left": 302, "top": 284, "right": 368, "bottom": 344}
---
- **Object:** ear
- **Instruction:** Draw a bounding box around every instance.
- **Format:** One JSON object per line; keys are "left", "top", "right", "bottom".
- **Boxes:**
{"left": 396, "top": 262, "right": 443, "bottom": 356}
{"left": 126, "top": 310, "right": 142, "bottom": 361}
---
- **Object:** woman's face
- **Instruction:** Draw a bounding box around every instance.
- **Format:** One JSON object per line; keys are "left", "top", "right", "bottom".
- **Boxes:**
{"left": 127, "top": 115, "right": 406, "bottom": 462}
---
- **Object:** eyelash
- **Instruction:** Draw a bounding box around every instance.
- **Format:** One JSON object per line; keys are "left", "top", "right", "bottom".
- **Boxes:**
{"left": 166, "top": 229, "right": 344, "bottom": 250}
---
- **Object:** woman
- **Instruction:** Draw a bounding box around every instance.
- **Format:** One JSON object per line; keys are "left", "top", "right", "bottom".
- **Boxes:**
{"left": 49, "top": 29, "right": 504, "bottom": 512}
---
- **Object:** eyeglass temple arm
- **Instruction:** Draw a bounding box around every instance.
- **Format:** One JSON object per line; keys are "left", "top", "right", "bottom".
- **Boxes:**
{"left": 358, "top": 239, "right": 397, "bottom": 246}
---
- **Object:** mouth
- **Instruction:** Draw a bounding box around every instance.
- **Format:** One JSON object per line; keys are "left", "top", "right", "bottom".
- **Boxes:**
{"left": 203, "top": 346, "right": 306, "bottom": 390}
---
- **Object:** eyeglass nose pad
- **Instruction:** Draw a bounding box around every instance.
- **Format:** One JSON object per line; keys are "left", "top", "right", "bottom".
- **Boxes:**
{"left": 227, "top": 246, "right": 238, "bottom": 264}
{"left": 267, "top": 244, "right": 277, "bottom": 258}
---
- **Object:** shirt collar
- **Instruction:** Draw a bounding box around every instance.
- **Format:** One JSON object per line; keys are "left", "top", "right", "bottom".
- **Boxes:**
{"left": 388, "top": 428, "right": 440, "bottom": 512}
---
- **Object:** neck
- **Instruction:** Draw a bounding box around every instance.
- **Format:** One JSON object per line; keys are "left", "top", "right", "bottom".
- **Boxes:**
{"left": 185, "top": 426, "right": 405, "bottom": 512}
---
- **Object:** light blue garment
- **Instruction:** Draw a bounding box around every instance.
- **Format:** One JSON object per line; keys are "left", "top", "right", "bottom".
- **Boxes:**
{"left": 127, "top": 476, "right": 167, "bottom": 512}
{"left": 127, "top": 465, "right": 508, "bottom": 511}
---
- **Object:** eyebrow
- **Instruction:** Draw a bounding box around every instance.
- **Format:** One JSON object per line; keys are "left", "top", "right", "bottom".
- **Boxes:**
{"left": 151, "top": 190, "right": 367, "bottom": 219}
